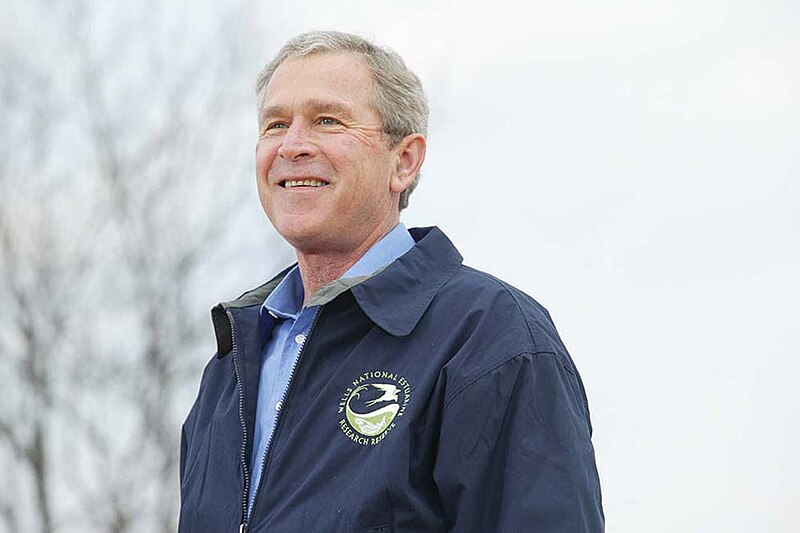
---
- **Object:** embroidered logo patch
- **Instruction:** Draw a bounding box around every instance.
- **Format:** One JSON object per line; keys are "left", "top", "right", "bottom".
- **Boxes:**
{"left": 338, "top": 371, "right": 411, "bottom": 446}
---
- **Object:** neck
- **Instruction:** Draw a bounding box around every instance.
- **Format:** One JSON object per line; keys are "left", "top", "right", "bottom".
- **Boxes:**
{"left": 296, "top": 219, "right": 398, "bottom": 305}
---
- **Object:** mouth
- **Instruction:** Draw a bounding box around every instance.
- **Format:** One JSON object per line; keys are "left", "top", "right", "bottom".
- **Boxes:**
{"left": 279, "top": 178, "right": 330, "bottom": 189}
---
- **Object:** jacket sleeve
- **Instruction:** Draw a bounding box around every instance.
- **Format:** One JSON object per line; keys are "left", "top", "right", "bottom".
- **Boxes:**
{"left": 433, "top": 351, "right": 604, "bottom": 532}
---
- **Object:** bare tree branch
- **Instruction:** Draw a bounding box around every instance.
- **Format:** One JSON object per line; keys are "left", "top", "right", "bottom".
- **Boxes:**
{"left": 1, "top": 1, "right": 271, "bottom": 531}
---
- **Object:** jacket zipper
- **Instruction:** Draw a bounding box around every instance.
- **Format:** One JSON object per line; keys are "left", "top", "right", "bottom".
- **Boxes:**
{"left": 244, "top": 306, "right": 322, "bottom": 531}
{"left": 228, "top": 309, "right": 251, "bottom": 533}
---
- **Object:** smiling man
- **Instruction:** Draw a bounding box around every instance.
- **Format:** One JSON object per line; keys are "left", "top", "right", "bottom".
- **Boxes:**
{"left": 255, "top": 50, "right": 424, "bottom": 299}
{"left": 178, "top": 31, "right": 604, "bottom": 533}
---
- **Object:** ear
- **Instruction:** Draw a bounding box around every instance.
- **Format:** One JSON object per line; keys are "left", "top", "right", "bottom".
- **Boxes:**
{"left": 389, "top": 134, "right": 427, "bottom": 194}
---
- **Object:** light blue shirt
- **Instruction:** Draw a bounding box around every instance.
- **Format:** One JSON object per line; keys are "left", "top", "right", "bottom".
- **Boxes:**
{"left": 248, "top": 223, "right": 415, "bottom": 515}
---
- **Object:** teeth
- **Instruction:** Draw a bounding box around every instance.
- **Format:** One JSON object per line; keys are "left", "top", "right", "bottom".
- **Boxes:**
{"left": 284, "top": 179, "right": 327, "bottom": 188}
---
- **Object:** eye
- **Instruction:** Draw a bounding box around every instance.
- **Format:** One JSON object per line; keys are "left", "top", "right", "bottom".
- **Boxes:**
{"left": 318, "top": 117, "right": 341, "bottom": 126}
{"left": 266, "top": 121, "right": 289, "bottom": 130}
{"left": 260, "top": 121, "right": 289, "bottom": 136}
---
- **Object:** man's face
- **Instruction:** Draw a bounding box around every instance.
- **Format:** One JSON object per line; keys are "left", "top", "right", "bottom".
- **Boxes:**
{"left": 256, "top": 52, "right": 402, "bottom": 255}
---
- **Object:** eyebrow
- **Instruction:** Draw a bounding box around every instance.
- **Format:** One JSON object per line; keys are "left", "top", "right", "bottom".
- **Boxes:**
{"left": 260, "top": 99, "right": 357, "bottom": 124}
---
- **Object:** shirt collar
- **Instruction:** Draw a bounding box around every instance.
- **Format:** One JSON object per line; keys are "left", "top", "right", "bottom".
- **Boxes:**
{"left": 341, "top": 223, "right": 415, "bottom": 278}
{"left": 261, "top": 223, "right": 415, "bottom": 319}
{"left": 262, "top": 264, "right": 304, "bottom": 319}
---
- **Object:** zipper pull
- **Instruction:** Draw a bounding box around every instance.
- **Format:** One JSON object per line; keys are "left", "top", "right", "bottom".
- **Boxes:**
{"left": 239, "top": 523, "right": 246, "bottom": 533}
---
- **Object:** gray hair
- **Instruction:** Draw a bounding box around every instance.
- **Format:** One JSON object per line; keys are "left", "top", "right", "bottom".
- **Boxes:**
{"left": 255, "top": 31, "right": 429, "bottom": 210}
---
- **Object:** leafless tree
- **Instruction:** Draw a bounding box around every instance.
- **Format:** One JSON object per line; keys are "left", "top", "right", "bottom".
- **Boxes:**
{"left": 0, "top": 0, "right": 284, "bottom": 531}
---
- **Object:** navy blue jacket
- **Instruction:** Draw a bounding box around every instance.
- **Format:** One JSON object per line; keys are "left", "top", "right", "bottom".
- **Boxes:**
{"left": 179, "top": 227, "right": 604, "bottom": 532}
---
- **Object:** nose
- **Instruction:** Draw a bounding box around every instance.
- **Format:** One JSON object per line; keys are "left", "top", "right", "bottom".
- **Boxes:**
{"left": 277, "top": 122, "right": 317, "bottom": 161}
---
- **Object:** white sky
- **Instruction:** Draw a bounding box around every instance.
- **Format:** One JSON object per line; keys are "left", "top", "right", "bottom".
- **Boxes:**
{"left": 244, "top": 1, "right": 800, "bottom": 531}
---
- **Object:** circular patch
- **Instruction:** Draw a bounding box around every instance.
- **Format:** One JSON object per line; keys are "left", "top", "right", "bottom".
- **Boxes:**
{"left": 338, "top": 371, "right": 411, "bottom": 446}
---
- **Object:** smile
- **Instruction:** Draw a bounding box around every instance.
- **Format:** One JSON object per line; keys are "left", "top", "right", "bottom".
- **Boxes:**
{"left": 281, "top": 179, "right": 329, "bottom": 188}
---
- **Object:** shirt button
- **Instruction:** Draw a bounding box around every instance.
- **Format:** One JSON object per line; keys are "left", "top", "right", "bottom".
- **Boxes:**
{"left": 275, "top": 401, "right": 282, "bottom": 412}
{"left": 294, "top": 333, "right": 306, "bottom": 345}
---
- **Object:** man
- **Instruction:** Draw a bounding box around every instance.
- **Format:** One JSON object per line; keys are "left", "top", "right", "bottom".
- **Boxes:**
{"left": 179, "top": 31, "right": 603, "bottom": 532}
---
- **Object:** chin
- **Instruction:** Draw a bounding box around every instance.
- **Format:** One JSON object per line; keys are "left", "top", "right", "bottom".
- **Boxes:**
{"left": 274, "top": 219, "right": 330, "bottom": 252}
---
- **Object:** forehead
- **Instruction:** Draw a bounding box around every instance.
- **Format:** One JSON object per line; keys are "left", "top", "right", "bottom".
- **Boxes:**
{"left": 262, "top": 52, "right": 376, "bottom": 114}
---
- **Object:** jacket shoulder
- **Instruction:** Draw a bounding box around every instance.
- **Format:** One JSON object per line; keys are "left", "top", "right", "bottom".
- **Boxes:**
{"left": 425, "top": 264, "right": 577, "bottom": 395}
{"left": 449, "top": 264, "right": 568, "bottom": 353}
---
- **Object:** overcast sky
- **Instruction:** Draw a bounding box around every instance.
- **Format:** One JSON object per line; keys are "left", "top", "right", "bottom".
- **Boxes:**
{"left": 238, "top": 1, "right": 800, "bottom": 531}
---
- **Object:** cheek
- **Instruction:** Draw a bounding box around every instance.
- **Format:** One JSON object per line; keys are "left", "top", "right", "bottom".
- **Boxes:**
{"left": 255, "top": 140, "right": 276, "bottom": 180}
{"left": 255, "top": 143, "right": 275, "bottom": 212}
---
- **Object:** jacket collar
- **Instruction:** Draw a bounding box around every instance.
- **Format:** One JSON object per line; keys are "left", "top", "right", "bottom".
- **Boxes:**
{"left": 211, "top": 266, "right": 291, "bottom": 358}
{"left": 211, "top": 226, "right": 462, "bottom": 356}
{"left": 350, "top": 226, "right": 462, "bottom": 336}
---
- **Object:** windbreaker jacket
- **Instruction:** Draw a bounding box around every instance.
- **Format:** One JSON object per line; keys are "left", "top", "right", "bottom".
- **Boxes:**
{"left": 179, "top": 226, "right": 604, "bottom": 533}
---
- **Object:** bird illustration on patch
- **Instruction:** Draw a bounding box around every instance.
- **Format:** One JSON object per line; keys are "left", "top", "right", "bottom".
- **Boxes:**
{"left": 345, "top": 383, "right": 401, "bottom": 437}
